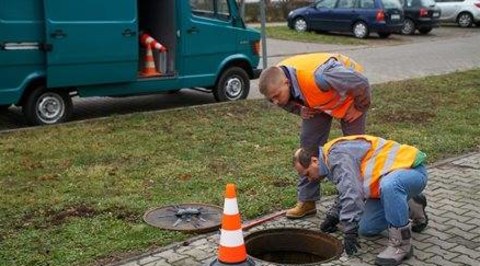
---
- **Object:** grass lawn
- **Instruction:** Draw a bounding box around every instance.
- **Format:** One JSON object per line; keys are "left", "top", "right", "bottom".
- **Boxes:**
{"left": 1, "top": 69, "right": 479, "bottom": 265}
{"left": 260, "top": 25, "right": 368, "bottom": 45}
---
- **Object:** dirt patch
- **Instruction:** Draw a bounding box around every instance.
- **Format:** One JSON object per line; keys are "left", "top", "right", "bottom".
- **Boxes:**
{"left": 17, "top": 204, "right": 140, "bottom": 230}
{"left": 377, "top": 110, "right": 436, "bottom": 124}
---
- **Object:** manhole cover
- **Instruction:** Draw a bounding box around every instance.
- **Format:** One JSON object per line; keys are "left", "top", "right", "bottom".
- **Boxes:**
{"left": 143, "top": 203, "right": 223, "bottom": 233}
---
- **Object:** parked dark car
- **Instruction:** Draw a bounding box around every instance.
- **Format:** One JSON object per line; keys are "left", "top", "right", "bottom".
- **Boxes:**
{"left": 400, "top": 0, "right": 441, "bottom": 34}
{"left": 287, "top": 0, "right": 404, "bottom": 38}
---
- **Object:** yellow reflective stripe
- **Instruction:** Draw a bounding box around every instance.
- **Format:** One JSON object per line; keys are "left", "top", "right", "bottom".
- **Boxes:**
{"left": 370, "top": 139, "right": 396, "bottom": 198}
{"left": 381, "top": 142, "right": 401, "bottom": 175}
{"left": 363, "top": 138, "right": 386, "bottom": 197}
{"left": 390, "top": 145, "right": 418, "bottom": 170}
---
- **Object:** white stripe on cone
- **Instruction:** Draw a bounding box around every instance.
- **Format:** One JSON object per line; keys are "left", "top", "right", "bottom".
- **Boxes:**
{"left": 223, "top": 198, "right": 239, "bottom": 215}
{"left": 219, "top": 229, "right": 245, "bottom": 247}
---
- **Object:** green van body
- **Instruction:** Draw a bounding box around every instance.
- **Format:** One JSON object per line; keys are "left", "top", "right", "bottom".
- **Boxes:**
{"left": 0, "top": 0, "right": 261, "bottom": 125}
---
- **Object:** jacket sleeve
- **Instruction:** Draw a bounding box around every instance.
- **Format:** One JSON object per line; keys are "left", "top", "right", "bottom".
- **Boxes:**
{"left": 327, "top": 149, "right": 365, "bottom": 232}
{"left": 314, "top": 58, "right": 371, "bottom": 112}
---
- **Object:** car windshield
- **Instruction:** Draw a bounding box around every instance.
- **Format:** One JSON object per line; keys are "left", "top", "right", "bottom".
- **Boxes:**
{"left": 382, "top": 0, "right": 402, "bottom": 9}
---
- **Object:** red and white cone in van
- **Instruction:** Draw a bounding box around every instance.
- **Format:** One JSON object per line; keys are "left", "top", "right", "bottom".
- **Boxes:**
{"left": 140, "top": 45, "right": 161, "bottom": 77}
{"left": 141, "top": 33, "right": 167, "bottom": 52}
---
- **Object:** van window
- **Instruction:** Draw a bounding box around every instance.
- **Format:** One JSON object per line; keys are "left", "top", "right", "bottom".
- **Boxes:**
{"left": 190, "top": 0, "right": 231, "bottom": 21}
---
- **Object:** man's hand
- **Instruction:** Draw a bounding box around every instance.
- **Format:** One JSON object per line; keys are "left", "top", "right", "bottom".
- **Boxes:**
{"left": 300, "top": 106, "right": 321, "bottom": 119}
{"left": 344, "top": 229, "right": 361, "bottom": 255}
{"left": 320, "top": 215, "right": 339, "bottom": 233}
{"left": 343, "top": 104, "right": 363, "bottom": 123}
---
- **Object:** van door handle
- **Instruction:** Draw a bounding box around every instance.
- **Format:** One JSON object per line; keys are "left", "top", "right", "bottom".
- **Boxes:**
{"left": 50, "top": 30, "right": 67, "bottom": 39}
{"left": 187, "top": 27, "right": 199, "bottom": 34}
{"left": 122, "top": 29, "right": 136, "bottom": 37}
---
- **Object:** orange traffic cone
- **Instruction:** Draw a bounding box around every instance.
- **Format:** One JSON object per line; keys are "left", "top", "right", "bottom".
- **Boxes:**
{"left": 140, "top": 45, "right": 161, "bottom": 77}
{"left": 210, "top": 184, "right": 255, "bottom": 266}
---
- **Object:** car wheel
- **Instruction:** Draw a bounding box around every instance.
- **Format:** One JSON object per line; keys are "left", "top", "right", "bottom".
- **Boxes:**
{"left": 457, "top": 12, "right": 473, "bottom": 27}
{"left": 378, "top": 32, "right": 391, "bottom": 38}
{"left": 352, "top": 21, "right": 369, "bottom": 39}
{"left": 23, "top": 86, "right": 72, "bottom": 125}
{"left": 293, "top": 17, "right": 308, "bottom": 32}
{"left": 401, "top": 18, "right": 416, "bottom": 35}
{"left": 213, "top": 67, "right": 250, "bottom": 102}
{"left": 418, "top": 27, "right": 432, "bottom": 34}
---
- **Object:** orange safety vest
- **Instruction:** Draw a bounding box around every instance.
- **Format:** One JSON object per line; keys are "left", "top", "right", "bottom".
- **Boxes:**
{"left": 278, "top": 53, "right": 364, "bottom": 119}
{"left": 323, "top": 135, "right": 420, "bottom": 199}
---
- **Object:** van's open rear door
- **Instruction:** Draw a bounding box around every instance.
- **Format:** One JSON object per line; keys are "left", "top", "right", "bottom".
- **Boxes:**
{"left": 44, "top": 0, "right": 138, "bottom": 88}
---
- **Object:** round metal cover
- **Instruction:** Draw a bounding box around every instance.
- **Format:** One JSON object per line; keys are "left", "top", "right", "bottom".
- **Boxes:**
{"left": 143, "top": 203, "right": 223, "bottom": 233}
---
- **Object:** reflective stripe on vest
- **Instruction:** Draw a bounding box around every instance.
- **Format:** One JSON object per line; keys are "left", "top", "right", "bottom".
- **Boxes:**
{"left": 323, "top": 135, "right": 419, "bottom": 198}
{"left": 278, "top": 53, "right": 364, "bottom": 118}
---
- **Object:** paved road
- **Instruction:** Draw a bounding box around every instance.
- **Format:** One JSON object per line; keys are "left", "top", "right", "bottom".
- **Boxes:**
{"left": 112, "top": 152, "right": 480, "bottom": 266}
{"left": 1, "top": 26, "right": 479, "bottom": 131}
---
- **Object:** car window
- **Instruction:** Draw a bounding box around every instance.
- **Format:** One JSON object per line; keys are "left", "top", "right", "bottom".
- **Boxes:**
{"left": 381, "top": 0, "right": 403, "bottom": 8}
{"left": 316, "top": 0, "right": 338, "bottom": 9}
{"left": 337, "top": 0, "right": 356, "bottom": 8}
{"left": 406, "top": 0, "right": 422, "bottom": 6}
{"left": 357, "top": 0, "right": 376, "bottom": 8}
{"left": 421, "top": 0, "right": 436, "bottom": 5}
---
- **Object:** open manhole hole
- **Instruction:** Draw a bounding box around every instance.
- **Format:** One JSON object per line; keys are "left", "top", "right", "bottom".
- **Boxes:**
{"left": 245, "top": 228, "right": 342, "bottom": 265}
{"left": 143, "top": 203, "right": 222, "bottom": 233}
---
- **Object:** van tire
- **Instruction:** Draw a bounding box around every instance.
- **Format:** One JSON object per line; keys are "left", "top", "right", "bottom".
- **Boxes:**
{"left": 0, "top": 105, "right": 10, "bottom": 111}
{"left": 23, "top": 87, "right": 72, "bottom": 125}
{"left": 213, "top": 67, "right": 250, "bottom": 102}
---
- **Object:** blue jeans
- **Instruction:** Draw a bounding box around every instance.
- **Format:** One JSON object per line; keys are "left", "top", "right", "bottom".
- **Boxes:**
{"left": 359, "top": 165, "right": 428, "bottom": 236}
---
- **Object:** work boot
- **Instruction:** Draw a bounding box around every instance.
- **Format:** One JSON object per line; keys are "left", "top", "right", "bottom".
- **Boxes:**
{"left": 286, "top": 201, "right": 316, "bottom": 219}
{"left": 375, "top": 223, "right": 413, "bottom": 266}
{"left": 408, "top": 194, "right": 428, "bottom": 233}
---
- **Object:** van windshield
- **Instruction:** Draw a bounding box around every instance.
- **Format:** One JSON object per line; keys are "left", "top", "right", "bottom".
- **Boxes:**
{"left": 382, "top": 0, "right": 402, "bottom": 9}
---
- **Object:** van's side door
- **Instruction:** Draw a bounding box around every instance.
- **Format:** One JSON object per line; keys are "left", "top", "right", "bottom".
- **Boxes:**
{"left": 180, "top": 0, "right": 238, "bottom": 85}
{"left": 44, "top": 0, "right": 138, "bottom": 88}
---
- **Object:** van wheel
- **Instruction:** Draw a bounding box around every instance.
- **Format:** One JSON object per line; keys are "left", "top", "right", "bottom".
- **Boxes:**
{"left": 0, "top": 105, "right": 10, "bottom": 111}
{"left": 23, "top": 87, "right": 72, "bottom": 125}
{"left": 213, "top": 67, "right": 250, "bottom": 102}
{"left": 352, "top": 21, "right": 369, "bottom": 39}
{"left": 457, "top": 12, "right": 473, "bottom": 27}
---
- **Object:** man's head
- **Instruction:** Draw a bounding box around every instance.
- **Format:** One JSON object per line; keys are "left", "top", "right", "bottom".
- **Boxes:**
{"left": 258, "top": 66, "right": 290, "bottom": 106}
{"left": 293, "top": 147, "right": 329, "bottom": 182}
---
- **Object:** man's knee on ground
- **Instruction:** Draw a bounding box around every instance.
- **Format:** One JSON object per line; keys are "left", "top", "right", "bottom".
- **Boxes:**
{"left": 359, "top": 223, "right": 384, "bottom": 237}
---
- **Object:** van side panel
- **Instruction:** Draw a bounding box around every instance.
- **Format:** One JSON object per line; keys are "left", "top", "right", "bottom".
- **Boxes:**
{"left": 0, "top": 0, "right": 46, "bottom": 105}
{"left": 44, "top": 0, "right": 138, "bottom": 88}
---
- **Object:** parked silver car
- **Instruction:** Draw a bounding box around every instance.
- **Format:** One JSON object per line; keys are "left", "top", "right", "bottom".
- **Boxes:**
{"left": 434, "top": 0, "right": 480, "bottom": 27}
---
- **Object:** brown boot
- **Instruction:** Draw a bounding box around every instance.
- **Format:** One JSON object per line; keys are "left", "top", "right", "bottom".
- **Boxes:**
{"left": 375, "top": 223, "right": 413, "bottom": 266}
{"left": 286, "top": 201, "right": 316, "bottom": 219}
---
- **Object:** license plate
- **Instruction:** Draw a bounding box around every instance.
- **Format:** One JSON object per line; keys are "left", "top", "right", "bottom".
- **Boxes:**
{"left": 391, "top": 14, "right": 400, "bottom": 20}
{"left": 433, "top": 12, "right": 440, "bottom": 17}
